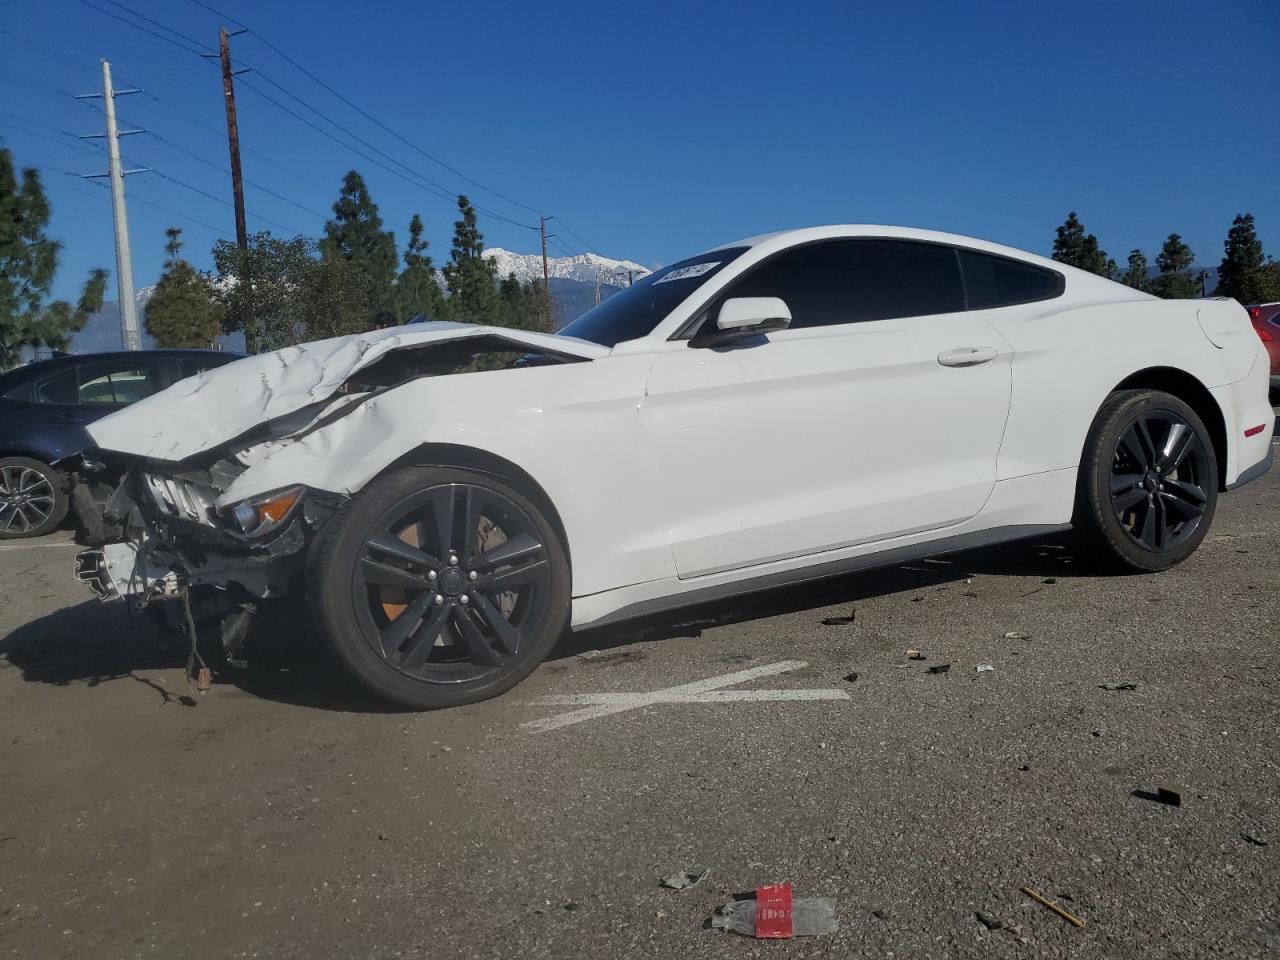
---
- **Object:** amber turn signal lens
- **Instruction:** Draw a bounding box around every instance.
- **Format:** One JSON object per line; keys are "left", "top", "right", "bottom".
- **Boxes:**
{"left": 255, "top": 489, "right": 302, "bottom": 527}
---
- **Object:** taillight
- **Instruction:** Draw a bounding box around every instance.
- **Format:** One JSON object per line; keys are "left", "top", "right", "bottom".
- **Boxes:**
{"left": 1249, "top": 306, "right": 1261, "bottom": 320}
{"left": 1254, "top": 320, "right": 1274, "bottom": 342}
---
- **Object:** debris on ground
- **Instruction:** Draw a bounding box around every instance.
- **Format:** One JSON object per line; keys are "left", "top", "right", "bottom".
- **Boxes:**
{"left": 822, "top": 609, "right": 856, "bottom": 626}
{"left": 906, "top": 649, "right": 926, "bottom": 660}
{"left": 1043, "top": 577, "right": 1058, "bottom": 585}
{"left": 711, "top": 884, "right": 837, "bottom": 938}
{"left": 1241, "top": 831, "right": 1268, "bottom": 847}
{"left": 976, "top": 663, "right": 995, "bottom": 673}
{"left": 1156, "top": 785, "right": 1184, "bottom": 807}
{"left": 1021, "top": 886, "right": 1085, "bottom": 928}
{"left": 1003, "top": 631, "right": 1029, "bottom": 640}
{"left": 843, "top": 672, "right": 859, "bottom": 683}
{"left": 927, "top": 663, "right": 951, "bottom": 675}
{"left": 871, "top": 908, "right": 889, "bottom": 920}
{"left": 975, "top": 910, "right": 1003, "bottom": 930}
{"left": 1099, "top": 681, "right": 1139, "bottom": 691}
{"left": 660, "top": 868, "right": 710, "bottom": 890}
{"left": 563, "top": 900, "right": 581, "bottom": 911}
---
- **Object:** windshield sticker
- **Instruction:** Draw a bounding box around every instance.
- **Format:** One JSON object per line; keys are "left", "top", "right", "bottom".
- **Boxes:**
{"left": 652, "top": 261, "right": 721, "bottom": 284}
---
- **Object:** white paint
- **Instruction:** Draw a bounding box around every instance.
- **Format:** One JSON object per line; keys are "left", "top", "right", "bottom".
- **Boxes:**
{"left": 521, "top": 660, "right": 849, "bottom": 732}
{"left": 81, "top": 225, "right": 1273, "bottom": 631}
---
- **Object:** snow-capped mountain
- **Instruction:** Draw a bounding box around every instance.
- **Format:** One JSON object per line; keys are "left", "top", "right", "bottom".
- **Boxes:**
{"left": 483, "top": 248, "right": 651, "bottom": 285}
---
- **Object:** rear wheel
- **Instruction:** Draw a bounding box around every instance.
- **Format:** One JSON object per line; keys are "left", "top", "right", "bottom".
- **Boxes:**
{"left": 1074, "top": 390, "right": 1217, "bottom": 572}
{"left": 0, "top": 457, "right": 68, "bottom": 540}
{"left": 309, "top": 466, "right": 570, "bottom": 709}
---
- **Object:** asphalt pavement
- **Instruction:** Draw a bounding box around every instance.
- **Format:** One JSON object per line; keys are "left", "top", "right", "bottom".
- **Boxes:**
{"left": 1, "top": 443, "right": 1278, "bottom": 959}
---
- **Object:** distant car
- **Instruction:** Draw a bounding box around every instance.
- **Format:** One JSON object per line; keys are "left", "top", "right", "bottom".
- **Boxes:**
{"left": 0, "top": 350, "right": 242, "bottom": 538}
{"left": 1245, "top": 303, "right": 1280, "bottom": 402}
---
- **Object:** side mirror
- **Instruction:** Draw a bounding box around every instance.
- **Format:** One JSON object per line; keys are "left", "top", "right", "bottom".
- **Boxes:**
{"left": 690, "top": 297, "right": 792, "bottom": 348}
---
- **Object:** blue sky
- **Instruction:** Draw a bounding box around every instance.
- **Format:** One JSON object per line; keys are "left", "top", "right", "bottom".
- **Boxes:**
{"left": 2, "top": 0, "right": 1278, "bottom": 304}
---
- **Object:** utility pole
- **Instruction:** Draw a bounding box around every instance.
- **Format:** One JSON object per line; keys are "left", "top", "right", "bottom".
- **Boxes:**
{"left": 539, "top": 216, "right": 556, "bottom": 330}
{"left": 78, "top": 60, "right": 145, "bottom": 351}
{"left": 208, "top": 28, "right": 254, "bottom": 349}
{"left": 217, "top": 28, "right": 248, "bottom": 251}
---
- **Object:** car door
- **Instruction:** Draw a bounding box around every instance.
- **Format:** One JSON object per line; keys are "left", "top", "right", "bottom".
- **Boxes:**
{"left": 643, "top": 238, "right": 1014, "bottom": 579}
{"left": 29, "top": 358, "right": 163, "bottom": 458}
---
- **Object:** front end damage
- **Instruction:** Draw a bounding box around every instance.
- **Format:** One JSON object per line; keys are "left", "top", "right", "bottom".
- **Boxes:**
{"left": 69, "top": 322, "right": 604, "bottom": 670}
{"left": 73, "top": 456, "right": 346, "bottom": 663}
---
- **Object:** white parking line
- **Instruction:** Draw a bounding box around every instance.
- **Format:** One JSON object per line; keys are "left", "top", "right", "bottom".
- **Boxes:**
{"left": 522, "top": 659, "right": 849, "bottom": 732}
{"left": 0, "top": 541, "right": 81, "bottom": 552}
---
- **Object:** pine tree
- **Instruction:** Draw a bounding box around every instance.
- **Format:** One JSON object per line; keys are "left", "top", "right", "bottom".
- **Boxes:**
{"left": 1151, "top": 234, "right": 1197, "bottom": 299}
{"left": 143, "top": 228, "right": 224, "bottom": 349}
{"left": 0, "top": 150, "right": 106, "bottom": 368}
{"left": 394, "top": 214, "right": 448, "bottom": 322}
{"left": 1213, "top": 213, "right": 1275, "bottom": 303}
{"left": 441, "top": 195, "right": 498, "bottom": 324}
{"left": 320, "top": 170, "right": 396, "bottom": 322}
{"left": 1119, "top": 249, "right": 1151, "bottom": 292}
{"left": 1052, "top": 211, "right": 1112, "bottom": 277}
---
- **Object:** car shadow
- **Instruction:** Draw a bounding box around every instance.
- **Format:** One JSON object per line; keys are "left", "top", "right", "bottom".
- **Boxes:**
{"left": 0, "top": 598, "right": 399, "bottom": 714}
{"left": 1, "top": 535, "right": 1088, "bottom": 712}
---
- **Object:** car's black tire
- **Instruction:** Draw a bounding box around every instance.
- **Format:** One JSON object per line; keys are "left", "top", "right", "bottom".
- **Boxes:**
{"left": 0, "top": 456, "right": 69, "bottom": 540}
{"left": 1073, "top": 389, "right": 1218, "bottom": 573}
{"left": 308, "top": 466, "right": 570, "bottom": 709}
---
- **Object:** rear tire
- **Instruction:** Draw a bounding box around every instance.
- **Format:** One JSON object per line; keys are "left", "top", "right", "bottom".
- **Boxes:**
{"left": 308, "top": 466, "right": 570, "bottom": 709}
{"left": 0, "top": 457, "right": 69, "bottom": 540}
{"left": 1073, "top": 390, "right": 1218, "bottom": 572}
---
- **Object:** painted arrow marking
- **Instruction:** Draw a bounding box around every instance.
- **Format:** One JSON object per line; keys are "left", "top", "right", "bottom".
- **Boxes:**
{"left": 521, "top": 659, "right": 849, "bottom": 732}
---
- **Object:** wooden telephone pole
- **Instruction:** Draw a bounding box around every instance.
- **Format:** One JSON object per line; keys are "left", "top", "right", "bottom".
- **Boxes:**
{"left": 539, "top": 216, "right": 556, "bottom": 330}
{"left": 218, "top": 28, "right": 247, "bottom": 250}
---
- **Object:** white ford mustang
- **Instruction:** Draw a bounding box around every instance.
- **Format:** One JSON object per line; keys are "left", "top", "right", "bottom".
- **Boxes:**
{"left": 75, "top": 225, "right": 1274, "bottom": 708}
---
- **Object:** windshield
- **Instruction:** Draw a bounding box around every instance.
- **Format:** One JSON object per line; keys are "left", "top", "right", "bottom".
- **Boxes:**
{"left": 558, "top": 247, "right": 748, "bottom": 347}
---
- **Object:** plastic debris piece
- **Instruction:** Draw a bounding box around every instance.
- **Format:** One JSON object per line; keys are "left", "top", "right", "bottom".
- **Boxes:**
{"left": 905, "top": 649, "right": 926, "bottom": 660}
{"left": 711, "top": 884, "right": 837, "bottom": 938}
{"left": 1099, "top": 681, "right": 1138, "bottom": 691}
{"left": 1156, "top": 785, "right": 1184, "bottom": 807}
{"left": 1241, "top": 831, "right": 1268, "bottom": 847}
{"left": 1021, "top": 886, "right": 1085, "bottom": 928}
{"left": 1043, "top": 577, "right": 1058, "bottom": 585}
{"left": 843, "top": 672, "right": 859, "bottom": 683}
{"left": 195, "top": 666, "right": 212, "bottom": 692}
{"left": 975, "top": 911, "right": 1003, "bottom": 930}
{"left": 660, "top": 868, "right": 710, "bottom": 891}
{"left": 1003, "top": 631, "right": 1029, "bottom": 640}
{"left": 976, "top": 663, "right": 995, "bottom": 673}
{"left": 927, "top": 663, "right": 951, "bottom": 675}
{"left": 822, "top": 609, "right": 856, "bottom": 626}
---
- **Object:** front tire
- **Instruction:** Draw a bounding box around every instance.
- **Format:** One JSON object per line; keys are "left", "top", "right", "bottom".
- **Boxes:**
{"left": 0, "top": 457, "right": 69, "bottom": 539}
{"left": 1073, "top": 389, "right": 1218, "bottom": 572}
{"left": 309, "top": 466, "right": 570, "bottom": 709}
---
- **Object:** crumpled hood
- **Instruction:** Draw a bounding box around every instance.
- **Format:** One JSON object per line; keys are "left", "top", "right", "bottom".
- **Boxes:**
{"left": 87, "top": 322, "right": 608, "bottom": 462}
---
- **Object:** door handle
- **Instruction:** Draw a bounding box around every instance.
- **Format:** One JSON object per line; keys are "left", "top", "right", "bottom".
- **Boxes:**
{"left": 937, "top": 346, "right": 999, "bottom": 368}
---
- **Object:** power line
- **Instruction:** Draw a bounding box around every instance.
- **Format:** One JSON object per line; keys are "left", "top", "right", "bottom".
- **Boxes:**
{"left": 147, "top": 168, "right": 305, "bottom": 235}
{"left": 78, "top": 0, "right": 208, "bottom": 56}
{"left": 187, "top": 0, "right": 550, "bottom": 219}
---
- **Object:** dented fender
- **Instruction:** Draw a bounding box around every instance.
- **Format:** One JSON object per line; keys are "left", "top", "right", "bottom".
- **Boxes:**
{"left": 86, "top": 322, "right": 609, "bottom": 462}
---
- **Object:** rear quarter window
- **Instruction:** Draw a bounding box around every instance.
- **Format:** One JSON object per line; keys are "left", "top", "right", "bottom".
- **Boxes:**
{"left": 960, "top": 250, "right": 1064, "bottom": 309}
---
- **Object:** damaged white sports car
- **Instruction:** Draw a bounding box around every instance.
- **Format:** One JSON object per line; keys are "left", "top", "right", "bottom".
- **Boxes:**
{"left": 73, "top": 225, "right": 1274, "bottom": 708}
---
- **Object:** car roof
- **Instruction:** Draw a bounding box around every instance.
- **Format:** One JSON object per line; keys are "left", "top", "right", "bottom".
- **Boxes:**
{"left": 0, "top": 348, "right": 243, "bottom": 386}
{"left": 708, "top": 224, "right": 1070, "bottom": 273}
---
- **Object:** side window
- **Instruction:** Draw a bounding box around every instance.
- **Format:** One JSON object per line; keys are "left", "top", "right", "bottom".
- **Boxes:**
{"left": 32, "top": 370, "right": 79, "bottom": 405}
{"left": 960, "top": 250, "right": 1063, "bottom": 309}
{"left": 712, "top": 239, "right": 965, "bottom": 331}
{"left": 76, "top": 363, "right": 159, "bottom": 405}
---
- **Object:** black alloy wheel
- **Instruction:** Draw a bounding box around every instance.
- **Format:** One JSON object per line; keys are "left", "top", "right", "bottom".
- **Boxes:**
{"left": 1108, "top": 410, "right": 1210, "bottom": 551}
{"left": 1075, "top": 389, "right": 1218, "bottom": 572}
{"left": 311, "top": 466, "right": 570, "bottom": 708}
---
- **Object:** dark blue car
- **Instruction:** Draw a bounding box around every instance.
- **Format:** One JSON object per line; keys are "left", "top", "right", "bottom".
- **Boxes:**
{"left": 0, "top": 350, "right": 242, "bottom": 538}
